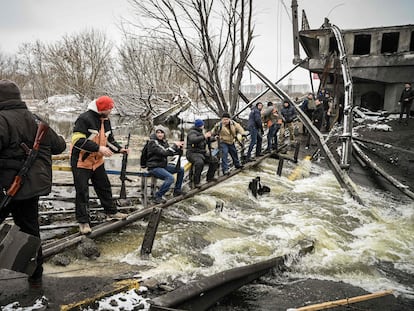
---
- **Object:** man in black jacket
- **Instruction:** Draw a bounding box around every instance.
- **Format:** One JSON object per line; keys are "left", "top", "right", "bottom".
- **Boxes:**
{"left": 305, "top": 99, "right": 324, "bottom": 148}
{"left": 186, "top": 119, "right": 218, "bottom": 188}
{"left": 146, "top": 125, "right": 185, "bottom": 204}
{"left": 71, "top": 96, "right": 128, "bottom": 235}
{"left": 0, "top": 79, "right": 67, "bottom": 288}
{"left": 399, "top": 82, "right": 414, "bottom": 124}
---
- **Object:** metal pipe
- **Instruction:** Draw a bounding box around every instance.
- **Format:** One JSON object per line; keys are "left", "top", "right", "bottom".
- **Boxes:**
{"left": 234, "top": 58, "right": 308, "bottom": 119}
{"left": 291, "top": 0, "right": 301, "bottom": 64}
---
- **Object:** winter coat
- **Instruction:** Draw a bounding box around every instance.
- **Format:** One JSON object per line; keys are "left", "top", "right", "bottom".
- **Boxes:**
{"left": 281, "top": 103, "right": 297, "bottom": 123}
{"left": 146, "top": 134, "right": 180, "bottom": 169}
{"left": 262, "top": 106, "right": 280, "bottom": 127}
{"left": 247, "top": 106, "right": 263, "bottom": 130}
{"left": 186, "top": 126, "right": 207, "bottom": 156}
{"left": 70, "top": 100, "right": 122, "bottom": 170}
{"left": 0, "top": 99, "right": 66, "bottom": 200}
{"left": 212, "top": 120, "right": 246, "bottom": 145}
{"left": 312, "top": 103, "right": 325, "bottom": 128}
{"left": 301, "top": 98, "right": 316, "bottom": 112}
{"left": 399, "top": 87, "right": 414, "bottom": 105}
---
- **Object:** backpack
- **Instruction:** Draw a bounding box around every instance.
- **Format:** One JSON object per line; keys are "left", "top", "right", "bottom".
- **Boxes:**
{"left": 140, "top": 140, "right": 150, "bottom": 168}
{"left": 262, "top": 107, "right": 273, "bottom": 123}
{"left": 307, "top": 98, "right": 316, "bottom": 110}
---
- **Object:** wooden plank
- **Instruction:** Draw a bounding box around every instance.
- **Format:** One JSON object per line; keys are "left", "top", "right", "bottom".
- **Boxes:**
{"left": 60, "top": 279, "right": 139, "bottom": 311}
{"left": 289, "top": 290, "right": 393, "bottom": 311}
{"left": 42, "top": 153, "right": 275, "bottom": 259}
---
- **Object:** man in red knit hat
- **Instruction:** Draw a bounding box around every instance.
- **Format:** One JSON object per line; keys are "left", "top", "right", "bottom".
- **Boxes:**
{"left": 71, "top": 96, "right": 128, "bottom": 234}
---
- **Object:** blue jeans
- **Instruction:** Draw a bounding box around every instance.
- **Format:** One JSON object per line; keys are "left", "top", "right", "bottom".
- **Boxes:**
{"left": 150, "top": 164, "right": 184, "bottom": 198}
{"left": 220, "top": 142, "right": 241, "bottom": 173}
{"left": 247, "top": 127, "right": 262, "bottom": 158}
{"left": 267, "top": 124, "right": 280, "bottom": 150}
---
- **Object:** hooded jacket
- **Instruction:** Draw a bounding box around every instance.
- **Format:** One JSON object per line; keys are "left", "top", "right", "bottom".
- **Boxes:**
{"left": 146, "top": 133, "right": 180, "bottom": 169}
{"left": 0, "top": 99, "right": 66, "bottom": 199}
{"left": 281, "top": 102, "right": 297, "bottom": 123}
{"left": 70, "top": 100, "right": 122, "bottom": 170}
{"left": 186, "top": 126, "right": 207, "bottom": 156}
{"left": 247, "top": 106, "right": 263, "bottom": 130}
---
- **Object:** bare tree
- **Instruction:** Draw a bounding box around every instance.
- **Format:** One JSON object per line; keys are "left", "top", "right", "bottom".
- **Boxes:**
{"left": 118, "top": 37, "right": 196, "bottom": 94}
{"left": 0, "top": 51, "right": 28, "bottom": 94}
{"left": 46, "top": 29, "right": 113, "bottom": 100}
{"left": 129, "top": 0, "right": 254, "bottom": 116}
{"left": 18, "top": 41, "right": 53, "bottom": 99}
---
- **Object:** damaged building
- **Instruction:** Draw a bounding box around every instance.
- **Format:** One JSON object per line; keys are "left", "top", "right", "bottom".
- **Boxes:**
{"left": 292, "top": 1, "right": 414, "bottom": 113}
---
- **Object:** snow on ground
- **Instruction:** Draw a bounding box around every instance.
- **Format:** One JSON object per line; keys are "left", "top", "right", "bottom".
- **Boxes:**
{"left": 1, "top": 289, "right": 151, "bottom": 311}
{"left": 82, "top": 288, "right": 151, "bottom": 311}
{"left": 367, "top": 123, "right": 392, "bottom": 131}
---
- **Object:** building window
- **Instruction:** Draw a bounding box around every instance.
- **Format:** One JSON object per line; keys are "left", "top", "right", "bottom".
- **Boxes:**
{"left": 329, "top": 36, "right": 339, "bottom": 54}
{"left": 410, "top": 31, "right": 414, "bottom": 51}
{"left": 353, "top": 34, "right": 371, "bottom": 55}
{"left": 381, "top": 32, "right": 399, "bottom": 53}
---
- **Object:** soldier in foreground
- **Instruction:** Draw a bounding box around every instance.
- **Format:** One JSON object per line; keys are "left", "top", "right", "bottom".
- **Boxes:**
{"left": 0, "top": 79, "right": 66, "bottom": 288}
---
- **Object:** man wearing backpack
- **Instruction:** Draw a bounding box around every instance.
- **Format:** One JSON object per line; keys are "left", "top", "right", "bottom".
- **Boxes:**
{"left": 145, "top": 125, "right": 185, "bottom": 204}
{"left": 262, "top": 101, "right": 281, "bottom": 153}
{"left": 212, "top": 112, "right": 247, "bottom": 175}
{"left": 301, "top": 93, "right": 316, "bottom": 122}
{"left": 279, "top": 100, "right": 297, "bottom": 145}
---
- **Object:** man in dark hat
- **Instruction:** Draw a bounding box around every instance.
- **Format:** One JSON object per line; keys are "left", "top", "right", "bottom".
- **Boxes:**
{"left": 186, "top": 119, "right": 218, "bottom": 188}
{"left": 246, "top": 102, "right": 264, "bottom": 161}
{"left": 212, "top": 112, "right": 247, "bottom": 175}
{"left": 71, "top": 96, "right": 128, "bottom": 235}
{"left": 0, "top": 79, "right": 66, "bottom": 288}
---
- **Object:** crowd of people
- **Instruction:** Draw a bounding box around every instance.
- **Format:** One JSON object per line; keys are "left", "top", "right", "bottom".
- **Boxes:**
{"left": 1, "top": 79, "right": 412, "bottom": 290}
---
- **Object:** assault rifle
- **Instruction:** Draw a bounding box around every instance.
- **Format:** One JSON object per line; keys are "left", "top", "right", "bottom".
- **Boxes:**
{"left": 0, "top": 121, "right": 49, "bottom": 210}
{"left": 175, "top": 118, "right": 184, "bottom": 170}
{"left": 119, "top": 133, "right": 131, "bottom": 200}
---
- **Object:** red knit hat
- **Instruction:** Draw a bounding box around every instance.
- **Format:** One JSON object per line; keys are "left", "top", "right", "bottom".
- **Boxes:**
{"left": 96, "top": 96, "right": 114, "bottom": 111}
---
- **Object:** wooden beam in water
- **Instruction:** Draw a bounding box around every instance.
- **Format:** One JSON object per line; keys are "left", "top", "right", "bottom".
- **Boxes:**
{"left": 140, "top": 207, "right": 163, "bottom": 258}
{"left": 42, "top": 153, "right": 275, "bottom": 258}
{"left": 150, "top": 240, "right": 314, "bottom": 311}
{"left": 289, "top": 289, "right": 393, "bottom": 311}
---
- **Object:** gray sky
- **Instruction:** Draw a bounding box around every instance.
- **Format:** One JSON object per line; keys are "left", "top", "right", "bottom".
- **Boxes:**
{"left": 1, "top": 0, "right": 413, "bottom": 85}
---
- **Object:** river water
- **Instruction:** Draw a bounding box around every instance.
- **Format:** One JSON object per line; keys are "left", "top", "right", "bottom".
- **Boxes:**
{"left": 42, "top": 110, "right": 414, "bottom": 309}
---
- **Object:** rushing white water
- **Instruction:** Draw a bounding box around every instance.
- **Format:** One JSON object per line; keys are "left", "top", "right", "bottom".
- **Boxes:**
{"left": 34, "top": 111, "right": 412, "bottom": 308}
{"left": 104, "top": 157, "right": 414, "bottom": 301}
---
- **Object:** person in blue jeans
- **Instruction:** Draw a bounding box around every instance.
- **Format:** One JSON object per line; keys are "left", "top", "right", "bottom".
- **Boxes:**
{"left": 262, "top": 102, "right": 281, "bottom": 152}
{"left": 146, "top": 125, "right": 185, "bottom": 204}
{"left": 212, "top": 112, "right": 247, "bottom": 175}
{"left": 246, "top": 102, "right": 264, "bottom": 161}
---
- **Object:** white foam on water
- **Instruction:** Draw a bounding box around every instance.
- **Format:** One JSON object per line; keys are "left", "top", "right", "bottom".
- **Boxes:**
{"left": 93, "top": 159, "right": 414, "bottom": 300}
